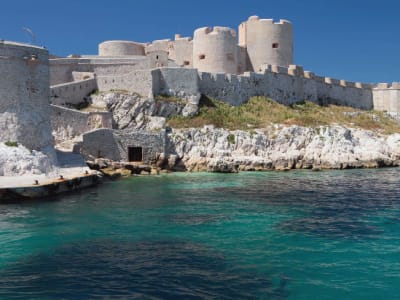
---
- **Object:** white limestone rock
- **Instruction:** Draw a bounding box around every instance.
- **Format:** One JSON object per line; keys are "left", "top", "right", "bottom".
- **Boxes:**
{"left": 92, "top": 92, "right": 197, "bottom": 130}
{"left": 166, "top": 125, "right": 400, "bottom": 171}
{"left": 0, "top": 143, "right": 57, "bottom": 176}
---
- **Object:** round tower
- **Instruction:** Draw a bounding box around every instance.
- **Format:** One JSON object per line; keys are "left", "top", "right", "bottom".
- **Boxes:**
{"left": 99, "top": 40, "right": 145, "bottom": 56}
{"left": 239, "top": 16, "right": 293, "bottom": 71}
{"left": 0, "top": 41, "right": 54, "bottom": 150}
{"left": 193, "top": 26, "right": 237, "bottom": 74}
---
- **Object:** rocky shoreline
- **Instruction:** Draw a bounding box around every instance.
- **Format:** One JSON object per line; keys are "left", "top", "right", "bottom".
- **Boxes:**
{"left": 82, "top": 92, "right": 400, "bottom": 175}
{"left": 87, "top": 124, "right": 400, "bottom": 176}
{"left": 165, "top": 124, "right": 400, "bottom": 172}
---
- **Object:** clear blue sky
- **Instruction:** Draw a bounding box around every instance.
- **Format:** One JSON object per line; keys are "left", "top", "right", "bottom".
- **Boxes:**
{"left": 1, "top": 0, "right": 399, "bottom": 83}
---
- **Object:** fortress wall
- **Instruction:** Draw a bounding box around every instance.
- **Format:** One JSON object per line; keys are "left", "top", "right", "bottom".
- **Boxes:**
{"left": 51, "top": 105, "right": 112, "bottom": 143}
{"left": 0, "top": 42, "right": 54, "bottom": 150}
{"left": 50, "top": 57, "right": 148, "bottom": 85}
{"left": 50, "top": 78, "right": 97, "bottom": 106}
{"left": 196, "top": 65, "right": 373, "bottom": 109}
{"left": 372, "top": 84, "right": 400, "bottom": 113}
{"left": 50, "top": 59, "right": 77, "bottom": 85}
{"left": 96, "top": 69, "right": 155, "bottom": 97}
{"left": 72, "top": 71, "right": 95, "bottom": 81}
{"left": 155, "top": 68, "right": 199, "bottom": 97}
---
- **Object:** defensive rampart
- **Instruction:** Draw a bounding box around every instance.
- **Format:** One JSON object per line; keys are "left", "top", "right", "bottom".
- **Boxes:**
{"left": 51, "top": 105, "right": 112, "bottom": 143}
{"left": 51, "top": 78, "right": 97, "bottom": 106}
{"left": 198, "top": 65, "right": 373, "bottom": 109}
{"left": 50, "top": 57, "right": 149, "bottom": 85}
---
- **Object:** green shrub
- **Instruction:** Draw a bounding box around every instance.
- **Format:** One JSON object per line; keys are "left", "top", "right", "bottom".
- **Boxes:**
{"left": 227, "top": 134, "right": 235, "bottom": 144}
{"left": 5, "top": 141, "right": 18, "bottom": 147}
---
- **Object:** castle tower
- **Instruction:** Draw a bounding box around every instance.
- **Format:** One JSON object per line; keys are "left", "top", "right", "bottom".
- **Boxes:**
{"left": 193, "top": 26, "right": 237, "bottom": 74}
{"left": 99, "top": 40, "right": 145, "bottom": 56}
{"left": 0, "top": 41, "right": 54, "bottom": 150}
{"left": 239, "top": 16, "right": 293, "bottom": 71}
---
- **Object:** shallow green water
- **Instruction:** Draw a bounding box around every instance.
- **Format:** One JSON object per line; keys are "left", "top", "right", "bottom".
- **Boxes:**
{"left": 1, "top": 169, "right": 400, "bottom": 299}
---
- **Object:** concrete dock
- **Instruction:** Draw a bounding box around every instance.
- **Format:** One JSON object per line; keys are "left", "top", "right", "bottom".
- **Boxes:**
{"left": 0, "top": 151, "right": 100, "bottom": 202}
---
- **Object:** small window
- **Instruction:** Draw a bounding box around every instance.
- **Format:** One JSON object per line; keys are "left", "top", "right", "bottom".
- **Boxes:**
{"left": 272, "top": 43, "right": 279, "bottom": 49}
{"left": 183, "top": 60, "right": 190, "bottom": 66}
{"left": 199, "top": 54, "right": 206, "bottom": 60}
{"left": 226, "top": 53, "right": 234, "bottom": 61}
{"left": 156, "top": 55, "right": 159, "bottom": 60}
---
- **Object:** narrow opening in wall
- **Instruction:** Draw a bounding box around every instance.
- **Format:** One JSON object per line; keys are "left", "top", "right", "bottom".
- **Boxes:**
{"left": 183, "top": 60, "right": 190, "bottom": 66}
{"left": 156, "top": 55, "right": 159, "bottom": 60}
{"left": 272, "top": 43, "right": 279, "bottom": 49}
{"left": 128, "top": 147, "right": 143, "bottom": 162}
{"left": 199, "top": 54, "right": 206, "bottom": 60}
{"left": 226, "top": 53, "right": 234, "bottom": 61}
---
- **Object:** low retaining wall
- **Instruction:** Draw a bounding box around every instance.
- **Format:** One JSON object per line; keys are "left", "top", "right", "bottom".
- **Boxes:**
{"left": 51, "top": 105, "right": 113, "bottom": 143}
{"left": 50, "top": 78, "right": 97, "bottom": 106}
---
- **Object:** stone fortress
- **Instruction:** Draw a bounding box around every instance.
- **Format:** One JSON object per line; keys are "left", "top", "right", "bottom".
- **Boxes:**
{"left": 49, "top": 15, "right": 399, "bottom": 112}
{"left": 1, "top": 15, "right": 400, "bottom": 174}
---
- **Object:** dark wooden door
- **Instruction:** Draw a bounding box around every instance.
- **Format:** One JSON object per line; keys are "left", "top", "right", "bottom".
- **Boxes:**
{"left": 128, "top": 147, "right": 143, "bottom": 162}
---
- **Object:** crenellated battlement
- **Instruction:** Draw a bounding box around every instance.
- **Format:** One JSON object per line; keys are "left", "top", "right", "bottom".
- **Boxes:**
{"left": 174, "top": 34, "right": 192, "bottom": 41}
{"left": 258, "top": 64, "right": 370, "bottom": 90}
{"left": 245, "top": 16, "right": 292, "bottom": 26}
{"left": 194, "top": 26, "right": 236, "bottom": 38}
{"left": 374, "top": 82, "right": 400, "bottom": 89}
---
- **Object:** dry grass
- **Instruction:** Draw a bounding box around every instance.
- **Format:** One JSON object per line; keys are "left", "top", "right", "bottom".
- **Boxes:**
{"left": 155, "top": 94, "right": 184, "bottom": 104}
{"left": 167, "top": 96, "right": 400, "bottom": 134}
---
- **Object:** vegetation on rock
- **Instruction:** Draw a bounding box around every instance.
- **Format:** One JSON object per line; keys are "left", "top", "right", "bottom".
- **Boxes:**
{"left": 4, "top": 141, "right": 18, "bottom": 147}
{"left": 167, "top": 96, "right": 400, "bottom": 134}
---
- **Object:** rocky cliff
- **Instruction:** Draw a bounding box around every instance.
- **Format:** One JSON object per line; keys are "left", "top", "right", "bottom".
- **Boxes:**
{"left": 86, "top": 92, "right": 400, "bottom": 172}
{"left": 165, "top": 125, "right": 400, "bottom": 172}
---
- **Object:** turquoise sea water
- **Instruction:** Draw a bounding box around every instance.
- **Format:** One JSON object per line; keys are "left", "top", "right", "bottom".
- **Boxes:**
{"left": 1, "top": 169, "right": 400, "bottom": 299}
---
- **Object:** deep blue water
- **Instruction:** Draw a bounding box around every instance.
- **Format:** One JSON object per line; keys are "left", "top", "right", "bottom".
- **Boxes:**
{"left": 1, "top": 169, "right": 400, "bottom": 299}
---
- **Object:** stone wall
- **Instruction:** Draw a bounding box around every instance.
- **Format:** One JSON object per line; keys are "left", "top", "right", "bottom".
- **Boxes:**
{"left": 50, "top": 78, "right": 97, "bottom": 106}
{"left": 89, "top": 65, "right": 374, "bottom": 110}
{"left": 81, "top": 128, "right": 166, "bottom": 163}
{"left": 198, "top": 65, "right": 373, "bottom": 109}
{"left": 51, "top": 105, "right": 112, "bottom": 143}
{"left": 49, "top": 57, "right": 149, "bottom": 85}
{"left": 156, "top": 68, "right": 199, "bottom": 98}
{"left": 96, "top": 69, "right": 156, "bottom": 97}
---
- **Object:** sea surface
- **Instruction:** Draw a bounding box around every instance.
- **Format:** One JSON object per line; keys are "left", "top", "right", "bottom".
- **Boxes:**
{"left": 1, "top": 169, "right": 400, "bottom": 299}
